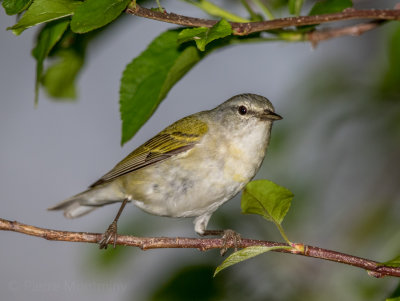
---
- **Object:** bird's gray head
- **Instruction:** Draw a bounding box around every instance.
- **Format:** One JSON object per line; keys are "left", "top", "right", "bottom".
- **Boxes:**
{"left": 210, "top": 94, "right": 282, "bottom": 127}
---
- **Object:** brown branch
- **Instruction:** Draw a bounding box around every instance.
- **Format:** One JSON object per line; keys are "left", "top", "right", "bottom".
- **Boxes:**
{"left": 1, "top": 218, "right": 399, "bottom": 278}
{"left": 126, "top": 4, "right": 400, "bottom": 36}
{"left": 306, "top": 20, "right": 385, "bottom": 47}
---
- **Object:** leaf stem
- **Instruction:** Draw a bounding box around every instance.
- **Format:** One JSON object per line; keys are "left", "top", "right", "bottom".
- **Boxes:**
{"left": 128, "top": 0, "right": 137, "bottom": 10}
{"left": 251, "top": 0, "right": 274, "bottom": 20}
{"left": 182, "top": 0, "right": 250, "bottom": 23}
{"left": 240, "top": 0, "right": 262, "bottom": 21}
{"left": 156, "top": 0, "right": 163, "bottom": 12}
{"left": 273, "top": 220, "right": 292, "bottom": 245}
{"left": 289, "top": 0, "right": 304, "bottom": 16}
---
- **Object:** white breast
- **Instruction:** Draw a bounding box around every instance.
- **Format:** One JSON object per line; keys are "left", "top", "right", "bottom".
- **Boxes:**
{"left": 131, "top": 119, "right": 272, "bottom": 219}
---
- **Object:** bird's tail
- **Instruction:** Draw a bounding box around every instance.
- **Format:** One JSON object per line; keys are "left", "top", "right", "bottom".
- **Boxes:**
{"left": 48, "top": 184, "right": 124, "bottom": 218}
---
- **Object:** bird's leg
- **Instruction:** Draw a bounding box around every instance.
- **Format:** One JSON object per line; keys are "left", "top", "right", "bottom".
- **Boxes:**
{"left": 99, "top": 198, "right": 129, "bottom": 249}
{"left": 194, "top": 214, "right": 242, "bottom": 255}
{"left": 202, "top": 229, "right": 242, "bottom": 256}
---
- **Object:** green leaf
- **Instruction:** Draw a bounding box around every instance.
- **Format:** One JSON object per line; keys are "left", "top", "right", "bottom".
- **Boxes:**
{"left": 251, "top": 0, "right": 274, "bottom": 20}
{"left": 178, "top": 19, "right": 232, "bottom": 51}
{"left": 32, "top": 19, "right": 70, "bottom": 105}
{"left": 2, "top": 0, "right": 32, "bottom": 15}
{"left": 40, "top": 27, "right": 92, "bottom": 101}
{"left": 178, "top": 27, "right": 208, "bottom": 44}
{"left": 37, "top": 22, "right": 106, "bottom": 102}
{"left": 42, "top": 48, "right": 84, "bottom": 99}
{"left": 241, "top": 179, "right": 293, "bottom": 225}
{"left": 214, "top": 246, "right": 289, "bottom": 276}
{"left": 7, "top": 0, "right": 81, "bottom": 35}
{"left": 70, "top": 0, "right": 130, "bottom": 34}
{"left": 309, "top": 0, "right": 353, "bottom": 16}
{"left": 382, "top": 255, "right": 400, "bottom": 268}
{"left": 288, "top": 0, "right": 303, "bottom": 16}
{"left": 120, "top": 30, "right": 201, "bottom": 145}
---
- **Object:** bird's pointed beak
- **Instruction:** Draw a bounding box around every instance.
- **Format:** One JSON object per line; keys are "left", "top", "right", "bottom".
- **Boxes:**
{"left": 261, "top": 110, "right": 283, "bottom": 121}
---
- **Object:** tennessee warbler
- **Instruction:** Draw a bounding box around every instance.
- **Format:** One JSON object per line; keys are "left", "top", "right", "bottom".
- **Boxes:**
{"left": 49, "top": 93, "right": 282, "bottom": 248}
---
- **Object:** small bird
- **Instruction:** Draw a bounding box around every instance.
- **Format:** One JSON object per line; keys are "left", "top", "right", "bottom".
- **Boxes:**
{"left": 49, "top": 94, "right": 282, "bottom": 249}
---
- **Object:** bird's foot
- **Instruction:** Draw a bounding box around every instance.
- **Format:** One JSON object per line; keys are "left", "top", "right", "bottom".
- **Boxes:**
{"left": 99, "top": 221, "right": 118, "bottom": 249}
{"left": 221, "top": 229, "right": 241, "bottom": 256}
{"left": 202, "top": 229, "right": 242, "bottom": 256}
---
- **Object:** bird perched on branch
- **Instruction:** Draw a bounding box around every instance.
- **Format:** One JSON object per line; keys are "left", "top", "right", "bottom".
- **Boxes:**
{"left": 49, "top": 93, "right": 282, "bottom": 250}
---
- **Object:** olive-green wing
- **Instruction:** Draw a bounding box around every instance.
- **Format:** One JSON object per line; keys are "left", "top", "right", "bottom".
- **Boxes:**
{"left": 90, "top": 116, "right": 208, "bottom": 187}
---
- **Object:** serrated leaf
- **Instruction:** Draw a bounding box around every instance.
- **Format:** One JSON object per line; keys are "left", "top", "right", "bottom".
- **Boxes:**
{"left": 71, "top": 0, "right": 130, "bottom": 34}
{"left": 214, "top": 246, "right": 288, "bottom": 276}
{"left": 289, "top": 0, "right": 303, "bottom": 16}
{"left": 309, "top": 0, "right": 352, "bottom": 16}
{"left": 2, "top": 0, "right": 32, "bottom": 15}
{"left": 120, "top": 30, "right": 201, "bottom": 145}
{"left": 241, "top": 179, "right": 293, "bottom": 225}
{"left": 32, "top": 19, "right": 69, "bottom": 105}
{"left": 178, "top": 19, "right": 232, "bottom": 51}
{"left": 382, "top": 255, "right": 400, "bottom": 268}
{"left": 7, "top": 0, "right": 81, "bottom": 35}
{"left": 42, "top": 48, "right": 84, "bottom": 99}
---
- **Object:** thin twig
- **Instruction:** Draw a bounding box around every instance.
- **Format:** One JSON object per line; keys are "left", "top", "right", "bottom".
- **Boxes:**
{"left": 1, "top": 218, "right": 399, "bottom": 278}
{"left": 307, "top": 20, "right": 385, "bottom": 47}
{"left": 126, "top": 4, "right": 400, "bottom": 36}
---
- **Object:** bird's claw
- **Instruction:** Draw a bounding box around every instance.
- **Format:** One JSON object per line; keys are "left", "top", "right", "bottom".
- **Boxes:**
{"left": 220, "top": 229, "right": 241, "bottom": 256}
{"left": 99, "top": 221, "right": 118, "bottom": 249}
{"left": 201, "top": 229, "right": 242, "bottom": 255}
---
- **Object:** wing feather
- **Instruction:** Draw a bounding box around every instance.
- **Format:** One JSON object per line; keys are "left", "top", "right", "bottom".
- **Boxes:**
{"left": 90, "top": 116, "right": 208, "bottom": 187}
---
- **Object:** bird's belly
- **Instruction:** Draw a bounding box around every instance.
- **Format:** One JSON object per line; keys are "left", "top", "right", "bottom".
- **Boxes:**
{"left": 121, "top": 156, "right": 254, "bottom": 218}
{"left": 121, "top": 131, "right": 266, "bottom": 218}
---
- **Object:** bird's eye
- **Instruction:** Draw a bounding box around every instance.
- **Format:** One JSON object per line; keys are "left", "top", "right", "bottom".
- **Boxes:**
{"left": 238, "top": 105, "right": 247, "bottom": 115}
